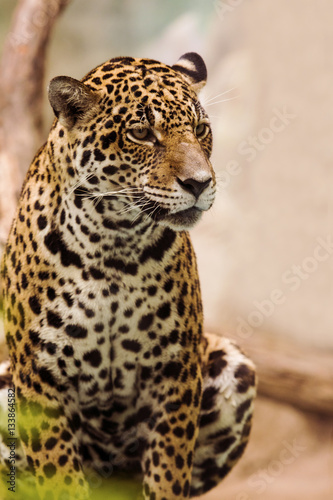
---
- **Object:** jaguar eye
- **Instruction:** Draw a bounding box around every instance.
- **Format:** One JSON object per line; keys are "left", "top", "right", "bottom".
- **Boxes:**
{"left": 195, "top": 122, "right": 209, "bottom": 139}
{"left": 131, "top": 128, "right": 149, "bottom": 140}
{"left": 127, "top": 128, "right": 155, "bottom": 144}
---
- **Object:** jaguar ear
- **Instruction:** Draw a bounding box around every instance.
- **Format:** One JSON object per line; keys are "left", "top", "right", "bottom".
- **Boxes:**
{"left": 172, "top": 52, "right": 207, "bottom": 93}
{"left": 48, "top": 76, "right": 99, "bottom": 129}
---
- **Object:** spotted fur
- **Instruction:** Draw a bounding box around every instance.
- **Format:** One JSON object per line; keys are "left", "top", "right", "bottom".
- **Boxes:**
{"left": 0, "top": 53, "right": 256, "bottom": 499}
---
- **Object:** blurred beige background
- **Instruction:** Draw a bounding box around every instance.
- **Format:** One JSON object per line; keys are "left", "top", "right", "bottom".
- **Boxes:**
{"left": 194, "top": 0, "right": 333, "bottom": 351}
{"left": 1, "top": 0, "right": 332, "bottom": 499}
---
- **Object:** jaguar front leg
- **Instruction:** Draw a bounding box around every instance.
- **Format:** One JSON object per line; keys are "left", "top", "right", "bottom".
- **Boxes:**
{"left": 139, "top": 372, "right": 203, "bottom": 500}
{"left": 15, "top": 386, "right": 89, "bottom": 500}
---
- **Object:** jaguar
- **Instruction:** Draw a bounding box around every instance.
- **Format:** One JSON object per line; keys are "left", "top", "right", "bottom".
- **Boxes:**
{"left": 0, "top": 52, "right": 256, "bottom": 500}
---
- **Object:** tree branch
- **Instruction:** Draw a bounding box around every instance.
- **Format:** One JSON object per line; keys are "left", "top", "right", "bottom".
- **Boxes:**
{"left": 0, "top": 0, "right": 70, "bottom": 246}
{"left": 221, "top": 329, "right": 333, "bottom": 416}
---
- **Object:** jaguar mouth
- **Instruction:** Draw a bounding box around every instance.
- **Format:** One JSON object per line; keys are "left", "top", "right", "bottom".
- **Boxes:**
{"left": 136, "top": 195, "right": 204, "bottom": 229}
{"left": 153, "top": 207, "right": 203, "bottom": 229}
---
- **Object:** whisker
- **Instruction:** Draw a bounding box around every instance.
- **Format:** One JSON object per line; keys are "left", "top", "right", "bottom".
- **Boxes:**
{"left": 75, "top": 187, "right": 143, "bottom": 202}
{"left": 131, "top": 206, "right": 148, "bottom": 224}
{"left": 67, "top": 173, "right": 96, "bottom": 197}
{"left": 88, "top": 192, "right": 143, "bottom": 201}
{"left": 130, "top": 198, "right": 155, "bottom": 220}
{"left": 92, "top": 195, "right": 103, "bottom": 208}
{"left": 91, "top": 187, "right": 141, "bottom": 195}
{"left": 147, "top": 204, "right": 160, "bottom": 220}
{"left": 205, "top": 95, "right": 240, "bottom": 107}
{"left": 116, "top": 198, "right": 146, "bottom": 216}
{"left": 117, "top": 203, "right": 141, "bottom": 216}
{"left": 202, "top": 87, "right": 238, "bottom": 105}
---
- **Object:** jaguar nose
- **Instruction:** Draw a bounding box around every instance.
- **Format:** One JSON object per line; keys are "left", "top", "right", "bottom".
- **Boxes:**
{"left": 177, "top": 177, "right": 212, "bottom": 199}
